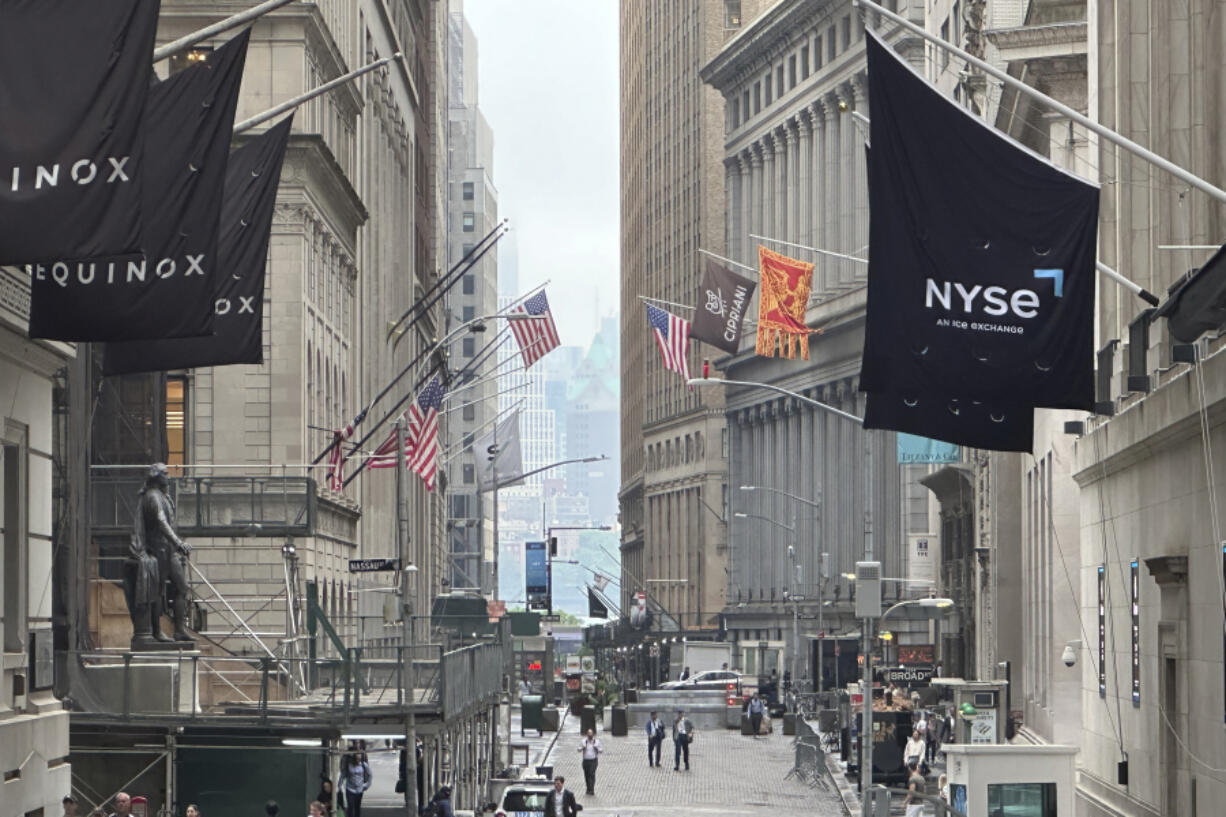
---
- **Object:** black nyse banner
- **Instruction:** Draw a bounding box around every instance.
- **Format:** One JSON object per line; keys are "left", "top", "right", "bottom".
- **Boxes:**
{"left": 28, "top": 31, "right": 251, "bottom": 341}
{"left": 860, "top": 31, "right": 1099, "bottom": 411}
{"left": 864, "top": 392, "right": 1034, "bottom": 453}
{"left": 690, "top": 259, "right": 757, "bottom": 354}
{"left": 104, "top": 117, "right": 294, "bottom": 376}
{"left": 0, "top": 0, "right": 161, "bottom": 264}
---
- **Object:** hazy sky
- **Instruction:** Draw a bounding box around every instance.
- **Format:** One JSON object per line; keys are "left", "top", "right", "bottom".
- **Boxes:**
{"left": 464, "top": 0, "right": 620, "bottom": 350}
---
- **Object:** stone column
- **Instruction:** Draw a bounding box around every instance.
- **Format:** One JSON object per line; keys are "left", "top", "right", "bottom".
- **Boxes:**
{"left": 797, "top": 113, "right": 813, "bottom": 246}
{"left": 837, "top": 82, "right": 856, "bottom": 289}
{"left": 773, "top": 127, "right": 788, "bottom": 240}
{"left": 850, "top": 74, "right": 869, "bottom": 283}
{"left": 809, "top": 103, "right": 825, "bottom": 292}
{"left": 821, "top": 94, "right": 841, "bottom": 293}
{"left": 750, "top": 144, "right": 764, "bottom": 260}
{"left": 726, "top": 157, "right": 740, "bottom": 262}
{"left": 739, "top": 152, "right": 753, "bottom": 267}
{"left": 761, "top": 136, "right": 775, "bottom": 243}
{"left": 786, "top": 120, "right": 800, "bottom": 242}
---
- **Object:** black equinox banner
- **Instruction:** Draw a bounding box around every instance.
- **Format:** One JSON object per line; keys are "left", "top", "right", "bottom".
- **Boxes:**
{"left": 860, "top": 31, "right": 1099, "bottom": 411}
{"left": 104, "top": 117, "right": 294, "bottom": 376}
{"left": 0, "top": 0, "right": 161, "bottom": 264}
{"left": 28, "top": 30, "right": 250, "bottom": 341}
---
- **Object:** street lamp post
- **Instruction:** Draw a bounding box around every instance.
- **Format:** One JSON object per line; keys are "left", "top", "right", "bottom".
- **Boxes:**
{"left": 856, "top": 589, "right": 953, "bottom": 815}
{"left": 741, "top": 484, "right": 825, "bottom": 696}
{"left": 733, "top": 511, "right": 800, "bottom": 697}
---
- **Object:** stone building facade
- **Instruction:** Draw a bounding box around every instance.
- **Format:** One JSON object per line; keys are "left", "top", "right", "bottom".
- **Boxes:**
{"left": 444, "top": 4, "right": 498, "bottom": 594}
{"left": 0, "top": 270, "right": 72, "bottom": 817}
{"left": 702, "top": 0, "right": 952, "bottom": 680}
{"left": 619, "top": 0, "right": 753, "bottom": 634}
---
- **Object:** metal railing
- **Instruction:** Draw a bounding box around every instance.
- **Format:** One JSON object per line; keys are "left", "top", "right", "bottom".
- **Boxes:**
{"left": 786, "top": 714, "right": 835, "bottom": 791}
{"left": 90, "top": 472, "right": 315, "bottom": 537}
{"left": 440, "top": 640, "right": 506, "bottom": 720}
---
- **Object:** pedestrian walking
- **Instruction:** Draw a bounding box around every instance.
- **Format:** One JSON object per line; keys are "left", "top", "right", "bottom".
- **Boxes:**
{"left": 680, "top": 666, "right": 691, "bottom": 681}
{"left": 62, "top": 795, "right": 78, "bottom": 817}
{"left": 672, "top": 709, "right": 694, "bottom": 771}
{"left": 423, "top": 785, "right": 454, "bottom": 817}
{"left": 904, "top": 761, "right": 926, "bottom": 817}
{"left": 543, "top": 776, "right": 580, "bottom": 817}
{"left": 748, "top": 692, "right": 766, "bottom": 737}
{"left": 645, "top": 710, "right": 666, "bottom": 767}
{"left": 185, "top": 806, "right": 199, "bottom": 817}
{"left": 904, "top": 729, "right": 926, "bottom": 770}
{"left": 916, "top": 711, "right": 935, "bottom": 763}
{"left": 314, "top": 779, "right": 333, "bottom": 817}
{"left": 578, "top": 728, "right": 603, "bottom": 795}
{"left": 340, "top": 748, "right": 372, "bottom": 817}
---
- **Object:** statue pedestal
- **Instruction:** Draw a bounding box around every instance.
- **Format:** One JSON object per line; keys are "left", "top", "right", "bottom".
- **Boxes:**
{"left": 82, "top": 650, "right": 203, "bottom": 715}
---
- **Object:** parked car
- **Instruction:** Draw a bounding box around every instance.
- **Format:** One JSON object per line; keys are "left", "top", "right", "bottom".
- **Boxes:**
{"left": 494, "top": 781, "right": 553, "bottom": 817}
{"left": 660, "top": 669, "right": 744, "bottom": 692}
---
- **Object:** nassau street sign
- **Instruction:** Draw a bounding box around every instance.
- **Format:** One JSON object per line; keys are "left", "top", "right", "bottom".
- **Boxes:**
{"left": 348, "top": 558, "right": 400, "bottom": 573}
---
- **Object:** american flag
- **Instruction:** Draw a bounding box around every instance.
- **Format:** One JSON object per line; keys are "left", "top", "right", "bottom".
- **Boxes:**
{"left": 326, "top": 422, "right": 355, "bottom": 492}
{"left": 508, "top": 291, "right": 560, "bottom": 368}
{"left": 368, "top": 377, "right": 447, "bottom": 491}
{"left": 646, "top": 303, "right": 691, "bottom": 381}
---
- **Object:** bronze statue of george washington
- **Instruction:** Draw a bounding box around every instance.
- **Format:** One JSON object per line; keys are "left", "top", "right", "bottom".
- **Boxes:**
{"left": 126, "top": 463, "right": 194, "bottom": 648}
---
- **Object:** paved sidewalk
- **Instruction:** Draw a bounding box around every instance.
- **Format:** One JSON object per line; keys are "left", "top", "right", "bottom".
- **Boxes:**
{"left": 545, "top": 726, "right": 848, "bottom": 817}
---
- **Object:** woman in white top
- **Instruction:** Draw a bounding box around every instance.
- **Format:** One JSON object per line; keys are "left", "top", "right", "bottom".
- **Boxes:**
{"left": 904, "top": 729, "right": 926, "bottom": 768}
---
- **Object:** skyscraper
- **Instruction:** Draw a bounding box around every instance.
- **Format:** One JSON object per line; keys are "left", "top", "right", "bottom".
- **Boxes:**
{"left": 619, "top": 2, "right": 754, "bottom": 630}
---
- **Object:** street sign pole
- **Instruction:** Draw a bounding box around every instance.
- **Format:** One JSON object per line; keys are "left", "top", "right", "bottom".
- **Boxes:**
{"left": 396, "top": 418, "right": 418, "bottom": 816}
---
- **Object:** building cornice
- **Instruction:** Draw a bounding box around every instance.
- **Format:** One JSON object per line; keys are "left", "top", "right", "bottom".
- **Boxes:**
{"left": 985, "top": 21, "right": 1088, "bottom": 53}
{"left": 702, "top": 0, "right": 832, "bottom": 91}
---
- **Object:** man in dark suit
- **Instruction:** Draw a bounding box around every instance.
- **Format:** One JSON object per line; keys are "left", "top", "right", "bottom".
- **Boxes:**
{"left": 543, "top": 776, "right": 581, "bottom": 817}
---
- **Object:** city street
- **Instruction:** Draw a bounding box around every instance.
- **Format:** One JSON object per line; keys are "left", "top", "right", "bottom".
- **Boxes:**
{"left": 546, "top": 725, "right": 848, "bottom": 817}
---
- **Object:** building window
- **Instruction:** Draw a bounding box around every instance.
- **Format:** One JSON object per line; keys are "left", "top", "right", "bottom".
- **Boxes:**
{"left": 730, "top": 98, "right": 740, "bottom": 129}
{"left": 462, "top": 242, "right": 475, "bottom": 257}
{"left": 462, "top": 337, "right": 475, "bottom": 358}
{"left": 827, "top": 27, "right": 836, "bottom": 60}
{"left": 462, "top": 181, "right": 474, "bottom": 200}
{"left": 462, "top": 212, "right": 475, "bottom": 232}
{"left": 462, "top": 404, "right": 476, "bottom": 422}
{"left": 165, "top": 376, "right": 188, "bottom": 467}
{"left": 776, "top": 65, "right": 785, "bottom": 97}
{"left": 724, "top": 0, "right": 741, "bottom": 27}
{"left": 986, "top": 783, "right": 1057, "bottom": 817}
{"left": 941, "top": 20, "right": 951, "bottom": 70}
{"left": 801, "top": 46, "right": 810, "bottom": 79}
{"left": 788, "top": 55, "right": 797, "bottom": 88}
{"left": 841, "top": 16, "right": 851, "bottom": 49}
{"left": 462, "top": 274, "right": 475, "bottom": 295}
{"left": 753, "top": 82, "right": 761, "bottom": 114}
{"left": 814, "top": 36, "right": 823, "bottom": 69}
{"left": 462, "top": 464, "right": 475, "bottom": 484}
{"left": 763, "top": 73, "right": 772, "bottom": 105}
{"left": 741, "top": 90, "right": 750, "bottom": 120}
{"left": 462, "top": 305, "right": 475, "bottom": 322}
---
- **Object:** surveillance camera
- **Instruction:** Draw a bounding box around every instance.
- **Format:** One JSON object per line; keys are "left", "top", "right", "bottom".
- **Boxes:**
{"left": 1062, "top": 644, "right": 1077, "bottom": 667}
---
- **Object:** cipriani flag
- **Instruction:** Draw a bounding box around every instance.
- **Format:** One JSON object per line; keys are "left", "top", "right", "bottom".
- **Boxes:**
{"left": 859, "top": 30, "right": 1099, "bottom": 411}
{"left": 509, "top": 290, "right": 561, "bottom": 368}
{"left": 690, "top": 259, "right": 756, "bottom": 355}
{"left": 645, "top": 302, "right": 691, "bottom": 381}
{"left": 0, "top": 0, "right": 160, "bottom": 264}
{"left": 28, "top": 30, "right": 251, "bottom": 342}
{"left": 103, "top": 116, "right": 295, "bottom": 376}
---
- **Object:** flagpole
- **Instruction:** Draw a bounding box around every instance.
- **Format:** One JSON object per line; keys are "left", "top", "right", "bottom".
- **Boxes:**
{"left": 152, "top": 0, "right": 298, "bottom": 62}
{"left": 750, "top": 234, "right": 868, "bottom": 265}
{"left": 854, "top": 0, "right": 1226, "bottom": 205}
{"left": 699, "top": 248, "right": 757, "bottom": 274}
{"left": 638, "top": 295, "right": 695, "bottom": 311}
{"left": 234, "top": 54, "right": 403, "bottom": 134}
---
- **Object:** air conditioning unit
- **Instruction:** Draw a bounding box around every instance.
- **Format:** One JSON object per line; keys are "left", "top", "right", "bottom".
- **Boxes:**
{"left": 854, "top": 561, "right": 882, "bottom": 620}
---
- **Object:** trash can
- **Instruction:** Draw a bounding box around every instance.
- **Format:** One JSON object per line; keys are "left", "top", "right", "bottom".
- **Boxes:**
{"left": 580, "top": 704, "right": 597, "bottom": 734}
{"left": 611, "top": 704, "right": 628, "bottom": 736}
{"left": 521, "top": 694, "right": 544, "bottom": 736}
{"left": 540, "top": 705, "right": 560, "bottom": 732}
{"left": 783, "top": 712, "right": 797, "bottom": 735}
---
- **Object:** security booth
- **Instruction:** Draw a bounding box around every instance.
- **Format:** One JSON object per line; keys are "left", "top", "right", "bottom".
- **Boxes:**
{"left": 931, "top": 678, "right": 1009, "bottom": 743}
{"left": 944, "top": 744, "right": 1078, "bottom": 816}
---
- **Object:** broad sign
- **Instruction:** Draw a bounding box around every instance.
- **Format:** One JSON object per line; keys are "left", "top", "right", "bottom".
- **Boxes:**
{"left": 878, "top": 665, "right": 935, "bottom": 687}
